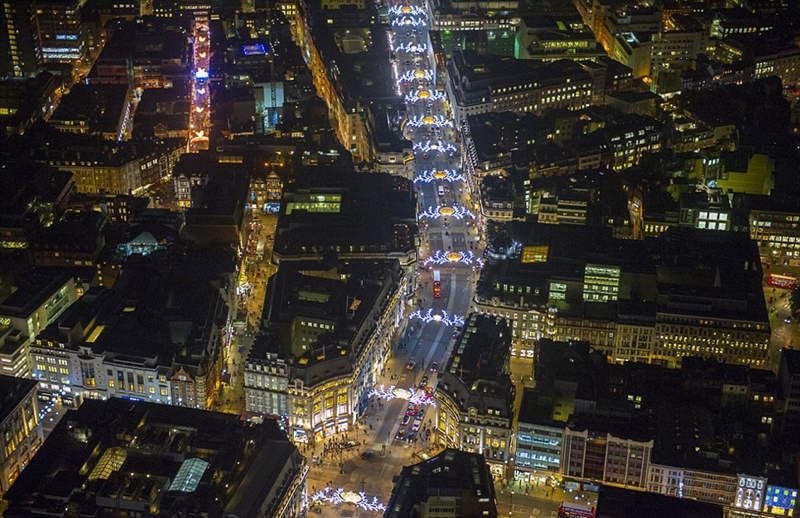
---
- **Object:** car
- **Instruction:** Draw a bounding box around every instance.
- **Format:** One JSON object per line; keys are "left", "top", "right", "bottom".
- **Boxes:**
{"left": 401, "top": 415, "right": 411, "bottom": 426}
{"left": 430, "top": 362, "right": 438, "bottom": 372}
{"left": 396, "top": 429, "right": 405, "bottom": 440}
{"left": 786, "top": 316, "right": 793, "bottom": 324}
{"left": 406, "top": 361, "right": 416, "bottom": 370}
{"left": 360, "top": 450, "right": 375, "bottom": 460}
{"left": 407, "top": 430, "right": 417, "bottom": 442}
{"left": 412, "top": 421, "right": 421, "bottom": 432}
{"left": 345, "top": 440, "right": 358, "bottom": 449}
{"left": 407, "top": 407, "right": 417, "bottom": 416}
{"left": 420, "top": 375, "right": 429, "bottom": 387}
{"left": 415, "top": 409, "right": 425, "bottom": 419}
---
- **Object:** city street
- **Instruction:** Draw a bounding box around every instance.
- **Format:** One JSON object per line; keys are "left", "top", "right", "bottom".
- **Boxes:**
{"left": 302, "top": 0, "right": 483, "bottom": 514}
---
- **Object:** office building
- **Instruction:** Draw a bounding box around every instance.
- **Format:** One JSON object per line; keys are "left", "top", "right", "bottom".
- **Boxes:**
{"left": 33, "top": 250, "right": 236, "bottom": 409}
{"left": 384, "top": 448, "right": 498, "bottom": 518}
{"left": 562, "top": 425, "right": 653, "bottom": 489}
{"left": 176, "top": 155, "right": 250, "bottom": 248}
{"left": 91, "top": 19, "right": 190, "bottom": 89}
{"left": 32, "top": 0, "right": 87, "bottom": 65}
{"left": 476, "top": 222, "right": 770, "bottom": 367}
{"left": 0, "top": 375, "right": 42, "bottom": 496}
{"left": 515, "top": 339, "right": 790, "bottom": 508}
{"left": 0, "top": 272, "right": 78, "bottom": 343}
{"left": 0, "top": 0, "right": 39, "bottom": 78}
{"left": 273, "top": 171, "right": 418, "bottom": 297}
{"left": 747, "top": 195, "right": 800, "bottom": 266}
{"left": 435, "top": 313, "right": 515, "bottom": 474}
{"left": 777, "top": 348, "right": 800, "bottom": 437}
{"left": 514, "top": 15, "right": 603, "bottom": 61}
{"left": 3, "top": 398, "right": 307, "bottom": 518}
{"left": 50, "top": 83, "right": 132, "bottom": 141}
{"left": 678, "top": 190, "right": 732, "bottom": 231}
{"left": 515, "top": 388, "right": 564, "bottom": 477}
{"left": 28, "top": 210, "right": 107, "bottom": 267}
{"left": 446, "top": 50, "right": 596, "bottom": 126}
{"left": 596, "top": 485, "right": 724, "bottom": 518}
{"left": 244, "top": 260, "right": 405, "bottom": 443}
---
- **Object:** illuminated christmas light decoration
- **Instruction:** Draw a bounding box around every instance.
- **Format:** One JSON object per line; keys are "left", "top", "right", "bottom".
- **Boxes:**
{"left": 417, "top": 204, "right": 475, "bottom": 221}
{"left": 412, "top": 140, "right": 457, "bottom": 154}
{"left": 404, "top": 89, "right": 444, "bottom": 103}
{"left": 391, "top": 15, "right": 426, "bottom": 26}
{"left": 368, "top": 385, "right": 436, "bottom": 406}
{"left": 422, "top": 249, "right": 483, "bottom": 267}
{"left": 310, "top": 488, "right": 387, "bottom": 512}
{"left": 405, "top": 115, "right": 453, "bottom": 128}
{"left": 398, "top": 69, "right": 434, "bottom": 84}
{"left": 408, "top": 308, "right": 465, "bottom": 327}
{"left": 413, "top": 169, "right": 466, "bottom": 183}
{"left": 310, "top": 487, "right": 387, "bottom": 512}
{"left": 389, "top": 4, "right": 426, "bottom": 16}
{"left": 395, "top": 41, "right": 428, "bottom": 54}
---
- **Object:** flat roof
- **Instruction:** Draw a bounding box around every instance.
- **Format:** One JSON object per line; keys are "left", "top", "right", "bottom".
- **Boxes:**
{"left": 0, "top": 375, "right": 38, "bottom": 424}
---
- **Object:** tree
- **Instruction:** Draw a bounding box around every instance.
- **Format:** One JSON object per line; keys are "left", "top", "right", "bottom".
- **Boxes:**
{"left": 791, "top": 289, "right": 800, "bottom": 319}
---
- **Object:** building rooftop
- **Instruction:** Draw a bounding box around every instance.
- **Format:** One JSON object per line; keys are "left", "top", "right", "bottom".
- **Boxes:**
{"left": 646, "top": 226, "right": 768, "bottom": 323}
{"left": 0, "top": 375, "right": 38, "bottom": 425}
{"left": 3, "top": 398, "right": 301, "bottom": 518}
{"left": 0, "top": 272, "right": 72, "bottom": 319}
{"left": 384, "top": 449, "right": 498, "bottom": 518}
{"left": 448, "top": 50, "right": 591, "bottom": 106}
{"left": 256, "top": 259, "right": 403, "bottom": 385}
{"left": 438, "top": 313, "right": 515, "bottom": 419}
{"left": 273, "top": 170, "right": 417, "bottom": 258}
{"left": 596, "top": 485, "right": 724, "bottom": 518}
{"left": 50, "top": 84, "right": 130, "bottom": 136}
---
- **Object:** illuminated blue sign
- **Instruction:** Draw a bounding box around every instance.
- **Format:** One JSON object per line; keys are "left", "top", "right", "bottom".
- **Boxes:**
{"left": 242, "top": 43, "right": 268, "bottom": 56}
{"left": 765, "top": 486, "right": 797, "bottom": 514}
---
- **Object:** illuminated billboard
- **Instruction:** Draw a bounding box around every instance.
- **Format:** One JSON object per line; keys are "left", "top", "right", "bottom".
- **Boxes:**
{"left": 764, "top": 486, "right": 797, "bottom": 516}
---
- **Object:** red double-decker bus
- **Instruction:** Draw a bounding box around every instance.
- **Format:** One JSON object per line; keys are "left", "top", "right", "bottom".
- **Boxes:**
{"left": 558, "top": 503, "right": 595, "bottom": 518}
{"left": 433, "top": 270, "right": 441, "bottom": 298}
{"left": 768, "top": 274, "right": 797, "bottom": 290}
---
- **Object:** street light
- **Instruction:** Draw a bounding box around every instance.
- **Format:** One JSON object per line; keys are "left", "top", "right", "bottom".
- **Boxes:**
{"left": 509, "top": 490, "right": 514, "bottom": 516}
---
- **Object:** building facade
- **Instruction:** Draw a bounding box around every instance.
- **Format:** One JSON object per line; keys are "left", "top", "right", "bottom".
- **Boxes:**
{"left": 435, "top": 313, "right": 515, "bottom": 475}
{"left": 0, "top": 376, "right": 42, "bottom": 495}
{"left": 562, "top": 427, "right": 653, "bottom": 489}
{"left": 244, "top": 260, "right": 406, "bottom": 444}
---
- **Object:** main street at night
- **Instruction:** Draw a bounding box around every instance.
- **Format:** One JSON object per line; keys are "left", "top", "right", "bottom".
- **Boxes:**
{"left": 302, "top": 0, "right": 483, "bottom": 513}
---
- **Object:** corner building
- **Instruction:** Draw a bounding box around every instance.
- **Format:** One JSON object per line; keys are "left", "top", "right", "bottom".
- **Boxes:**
{"left": 244, "top": 259, "right": 406, "bottom": 443}
{"left": 435, "top": 313, "right": 515, "bottom": 475}
{"left": 475, "top": 223, "right": 770, "bottom": 368}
